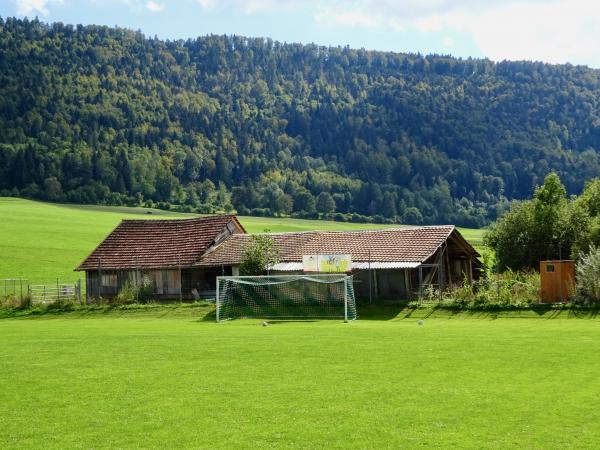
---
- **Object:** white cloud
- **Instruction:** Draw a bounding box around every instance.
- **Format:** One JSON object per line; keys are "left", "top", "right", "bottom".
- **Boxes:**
{"left": 145, "top": 0, "right": 164, "bottom": 12}
{"left": 247, "top": 0, "right": 309, "bottom": 13}
{"left": 315, "top": 2, "right": 409, "bottom": 32}
{"left": 413, "top": 0, "right": 600, "bottom": 65}
{"left": 196, "top": 0, "right": 216, "bottom": 9}
{"left": 90, "top": 0, "right": 165, "bottom": 14}
{"left": 442, "top": 36, "right": 454, "bottom": 48}
{"left": 16, "top": 0, "right": 63, "bottom": 16}
{"left": 312, "top": 0, "right": 600, "bottom": 66}
{"left": 329, "top": 10, "right": 379, "bottom": 28}
{"left": 486, "top": 2, "right": 600, "bottom": 65}
{"left": 195, "top": 0, "right": 308, "bottom": 14}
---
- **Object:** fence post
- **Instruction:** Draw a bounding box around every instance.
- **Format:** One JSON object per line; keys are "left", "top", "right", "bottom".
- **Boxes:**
{"left": 419, "top": 266, "right": 423, "bottom": 302}
{"left": 179, "top": 266, "right": 182, "bottom": 302}
{"left": 438, "top": 263, "right": 443, "bottom": 302}
{"left": 344, "top": 276, "right": 348, "bottom": 323}
{"left": 98, "top": 261, "right": 102, "bottom": 300}
{"left": 216, "top": 277, "right": 220, "bottom": 323}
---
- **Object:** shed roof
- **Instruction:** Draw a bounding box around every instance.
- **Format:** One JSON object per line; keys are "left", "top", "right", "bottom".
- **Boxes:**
{"left": 76, "top": 215, "right": 245, "bottom": 270}
{"left": 195, "top": 225, "right": 476, "bottom": 267}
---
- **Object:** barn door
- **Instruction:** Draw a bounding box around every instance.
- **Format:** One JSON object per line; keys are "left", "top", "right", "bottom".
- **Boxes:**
{"left": 162, "top": 270, "right": 169, "bottom": 294}
{"left": 153, "top": 270, "right": 163, "bottom": 295}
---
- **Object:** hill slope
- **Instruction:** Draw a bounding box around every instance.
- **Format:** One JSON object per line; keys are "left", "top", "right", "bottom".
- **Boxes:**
{"left": 1, "top": 18, "right": 600, "bottom": 226}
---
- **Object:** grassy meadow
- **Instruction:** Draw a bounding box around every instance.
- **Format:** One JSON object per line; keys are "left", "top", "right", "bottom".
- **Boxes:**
{"left": 0, "top": 197, "right": 484, "bottom": 285}
{"left": 2, "top": 198, "right": 596, "bottom": 449}
{"left": 1, "top": 306, "right": 600, "bottom": 448}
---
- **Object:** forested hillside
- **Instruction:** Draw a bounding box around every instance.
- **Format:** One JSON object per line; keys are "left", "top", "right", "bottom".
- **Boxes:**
{"left": 2, "top": 17, "right": 600, "bottom": 227}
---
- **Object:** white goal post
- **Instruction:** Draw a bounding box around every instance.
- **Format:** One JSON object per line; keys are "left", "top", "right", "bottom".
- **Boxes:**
{"left": 215, "top": 274, "right": 356, "bottom": 322}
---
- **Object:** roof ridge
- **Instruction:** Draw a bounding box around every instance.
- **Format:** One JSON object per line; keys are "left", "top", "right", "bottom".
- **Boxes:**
{"left": 243, "top": 224, "right": 455, "bottom": 236}
{"left": 120, "top": 214, "right": 235, "bottom": 224}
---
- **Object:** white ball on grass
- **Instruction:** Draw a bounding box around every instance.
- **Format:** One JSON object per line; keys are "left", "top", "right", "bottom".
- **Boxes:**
{"left": 262, "top": 321, "right": 269, "bottom": 327}
{"left": 417, "top": 320, "right": 424, "bottom": 327}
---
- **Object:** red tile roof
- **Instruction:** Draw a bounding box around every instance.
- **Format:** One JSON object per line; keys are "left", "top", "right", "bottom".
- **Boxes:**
{"left": 195, "top": 225, "right": 473, "bottom": 267}
{"left": 76, "top": 215, "right": 245, "bottom": 270}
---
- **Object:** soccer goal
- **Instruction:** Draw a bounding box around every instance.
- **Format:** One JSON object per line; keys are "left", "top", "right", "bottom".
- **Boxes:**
{"left": 215, "top": 274, "right": 357, "bottom": 322}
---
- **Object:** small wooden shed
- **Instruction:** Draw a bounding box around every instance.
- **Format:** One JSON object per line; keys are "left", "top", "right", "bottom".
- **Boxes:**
{"left": 540, "top": 260, "right": 575, "bottom": 303}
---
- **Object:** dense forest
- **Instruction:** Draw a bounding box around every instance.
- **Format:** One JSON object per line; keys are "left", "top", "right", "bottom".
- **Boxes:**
{"left": 2, "top": 17, "right": 600, "bottom": 226}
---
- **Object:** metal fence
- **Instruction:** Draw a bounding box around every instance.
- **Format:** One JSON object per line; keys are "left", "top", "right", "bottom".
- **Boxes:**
{"left": 1, "top": 278, "right": 29, "bottom": 299}
{"left": 29, "top": 281, "right": 81, "bottom": 304}
{"left": 1, "top": 278, "right": 82, "bottom": 305}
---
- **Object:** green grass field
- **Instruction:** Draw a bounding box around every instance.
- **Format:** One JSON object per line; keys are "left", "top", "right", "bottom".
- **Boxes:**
{"left": 1, "top": 306, "right": 599, "bottom": 448}
{"left": 0, "top": 197, "right": 484, "bottom": 284}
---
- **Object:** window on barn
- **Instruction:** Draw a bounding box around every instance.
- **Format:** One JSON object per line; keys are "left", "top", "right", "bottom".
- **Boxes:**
{"left": 165, "top": 270, "right": 180, "bottom": 295}
{"left": 452, "top": 260, "right": 462, "bottom": 276}
{"left": 102, "top": 272, "right": 118, "bottom": 288}
{"left": 546, "top": 264, "right": 555, "bottom": 273}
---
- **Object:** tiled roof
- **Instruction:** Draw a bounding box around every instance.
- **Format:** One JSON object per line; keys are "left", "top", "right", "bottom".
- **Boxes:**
{"left": 76, "top": 215, "right": 244, "bottom": 270}
{"left": 195, "top": 226, "right": 467, "bottom": 267}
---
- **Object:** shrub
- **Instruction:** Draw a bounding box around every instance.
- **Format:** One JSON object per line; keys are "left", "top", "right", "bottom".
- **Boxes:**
{"left": 112, "top": 275, "right": 154, "bottom": 305}
{"left": 113, "top": 282, "right": 138, "bottom": 305}
{"left": 248, "top": 207, "right": 271, "bottom": 217}
{"left": 239, "top": 234, "right": 280, "bottom": 275}
{"left": 45, "top": 296, "right": 77, "bottom": 310}
{"left": 0, "top": 293, "right": 31, "bottom": 309}
{"left": 439, "top": 270, "right": 540, "bottom": 309}
{"left": 137, "top": 274, "right": 155, "bottom": 302}
{"left": 235, "top": 205, "right": 250, "bottom": 215}
{"left": 291, "top": 211, "right": 318, "bottom": 220}
{"left": 350, "top": 213, "right": 370, "bottom": 223}
{"left": 575, "top": 245, "right": 600, "bottom": 303}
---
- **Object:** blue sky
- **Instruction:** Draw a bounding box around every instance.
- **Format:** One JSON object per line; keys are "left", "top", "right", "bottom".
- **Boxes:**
{"left": 2, "top": 0, "right": 600, "bottom": 68}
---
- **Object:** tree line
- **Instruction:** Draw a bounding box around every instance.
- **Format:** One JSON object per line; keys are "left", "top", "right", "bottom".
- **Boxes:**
{"left": 2, "top": 17, "right": 600, "bottom": 226}
{"left": 485, "top": 173, "right": 600, "bottom": 271}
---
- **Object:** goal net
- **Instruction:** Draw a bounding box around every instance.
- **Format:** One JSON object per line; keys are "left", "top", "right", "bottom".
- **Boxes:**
{"left": 216, "top": 274, "right": 357, "bottom": 322}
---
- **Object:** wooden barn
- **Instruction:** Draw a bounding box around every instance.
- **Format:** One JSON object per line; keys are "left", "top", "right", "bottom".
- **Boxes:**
{"left": 196, "top": 226, "right": 480, "bottom": 301}
{"left": 76, "top": 217, "right": 480, "bottom": 301}
{"left": 75, "top": 215, "right": 245, "bottom": 299}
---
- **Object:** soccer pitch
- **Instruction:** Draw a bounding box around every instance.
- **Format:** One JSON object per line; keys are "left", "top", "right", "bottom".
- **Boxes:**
{"left": 2, "top": 307, "right": 600, "bottom": 448}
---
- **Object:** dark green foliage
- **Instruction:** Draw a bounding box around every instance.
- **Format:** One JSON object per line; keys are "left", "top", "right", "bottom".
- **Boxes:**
{"left": 485, "top": 173, "right": 593, "bottom": 270}
{"left": 577, "top": 179, "right": 600, "bottom": 217}
{"left": 238, "top": 234, "right": 280, "bottom": 275}
{"left": 484, "top": 201, "right": 535, "bottom": 270}
{"left": 316, "top": 192, "right": 336, "bottom": 216}
{"left": 3, "top": 18, "right": 600, "bottom": 225}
